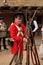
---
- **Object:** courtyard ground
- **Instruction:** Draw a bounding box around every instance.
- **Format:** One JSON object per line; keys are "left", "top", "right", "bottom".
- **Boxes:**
{"left": 0, "top": 35, "right": 43, "bottom": 65}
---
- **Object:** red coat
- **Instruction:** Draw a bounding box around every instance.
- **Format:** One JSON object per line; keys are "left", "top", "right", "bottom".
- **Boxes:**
{"left": 9, "top": 22, "right": 26, "bottom": 54}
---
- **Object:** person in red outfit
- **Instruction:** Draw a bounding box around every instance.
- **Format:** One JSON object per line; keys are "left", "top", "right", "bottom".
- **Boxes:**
{"left": 9, "top": 13, "right": 29, "bottom": 65}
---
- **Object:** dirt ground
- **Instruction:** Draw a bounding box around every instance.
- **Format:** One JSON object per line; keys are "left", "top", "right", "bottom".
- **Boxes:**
{"left": 0, "top": 36, "right": 43, "bottom": 65}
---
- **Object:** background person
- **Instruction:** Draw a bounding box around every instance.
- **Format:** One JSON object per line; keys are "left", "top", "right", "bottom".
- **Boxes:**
{"left": 41, "top": 25, "right": 43, "bottom": 41}
{"left": 29, "top": 17, "right": 38, "bottom": 46}
{"left": 0, "top": 17, "right": 8, "bottom": 52}
{"left": 39, "top": 25, "right": 43, "bottom": 58}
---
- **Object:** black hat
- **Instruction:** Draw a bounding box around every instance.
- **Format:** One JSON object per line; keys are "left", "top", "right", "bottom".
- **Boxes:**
{"left": 14, "top": 13, "right": 23, "bottom": 19}
{"left": 0, "top": 17, "right": 4, "bottom": 20}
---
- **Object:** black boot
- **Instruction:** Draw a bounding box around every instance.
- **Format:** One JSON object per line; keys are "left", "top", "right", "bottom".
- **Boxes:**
{"left": 3, "top": 38, "right": 8, "bottom": 50}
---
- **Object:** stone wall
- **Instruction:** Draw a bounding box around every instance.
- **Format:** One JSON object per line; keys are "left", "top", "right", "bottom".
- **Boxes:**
{"left": 0, "top": 0, "right": 43, "bottom": 6}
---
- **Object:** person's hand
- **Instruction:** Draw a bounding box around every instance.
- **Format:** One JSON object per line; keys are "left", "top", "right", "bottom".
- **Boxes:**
{"left": 25, "top": 33, "right": 30, "bottom": 39}
{"left": 23, "top": 38, "right": 28, "bottom": 43}
{"left": 2, "top": 28, "right": 5, "bottom": 31}
{"left": 41, "top": 28, "right": 43, "bottom": 31}
{"left": 0, "top": 23, "right": 2, "bottom": 26}
{"left": 32, "top": 30, "right": 34, "bottom": 32}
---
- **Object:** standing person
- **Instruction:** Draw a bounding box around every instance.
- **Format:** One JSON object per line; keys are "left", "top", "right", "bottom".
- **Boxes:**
{"left": 29, "top": 17, "right": 38, "bottom": 37}
{"left": 41, "top": 25, "right": 43, "bottom": 41}
{"left": 39, "top": 25, "right": 43, "bottom": 58}
{"left": 9, "top": 13, "right": 29, "bottom": 65}
{"left": 29, "top": 17, "right": 38, "bottom": 46}
{"left": 0, "top": 17, "right": 8, "bottom": 52}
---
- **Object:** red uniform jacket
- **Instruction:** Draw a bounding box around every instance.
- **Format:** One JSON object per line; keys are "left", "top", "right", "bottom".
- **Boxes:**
{"left": 9, "top": 22, "right": 26, "bottom": 54}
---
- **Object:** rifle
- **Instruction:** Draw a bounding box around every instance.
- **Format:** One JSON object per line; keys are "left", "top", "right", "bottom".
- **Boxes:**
{"left": 9, "top": 30, "right": 27, "bottom": 65}
{"left": 25, "top": 7, "right": 41, "bottom": 65}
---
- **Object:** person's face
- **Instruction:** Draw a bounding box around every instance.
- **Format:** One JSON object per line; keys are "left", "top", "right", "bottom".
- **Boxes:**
{"left": 15, "top": 17, "right": 22, "bottom": 25}
{"left": 0, "top": 20, "right": 3, "bottom": 23}
{"left": 29, "top": 18, "right": 32, "bottom": 21}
